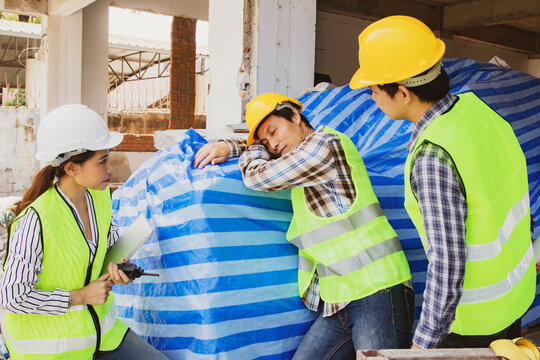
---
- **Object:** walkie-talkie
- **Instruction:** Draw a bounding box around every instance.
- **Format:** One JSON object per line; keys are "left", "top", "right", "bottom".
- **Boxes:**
{"left": 117, "top": 262, "right": 159, "bottom": 280}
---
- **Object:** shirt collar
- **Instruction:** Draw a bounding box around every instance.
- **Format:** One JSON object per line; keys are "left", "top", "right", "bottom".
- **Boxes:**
{"left": 407, "top": 93, "right": 458, "bottom": 152}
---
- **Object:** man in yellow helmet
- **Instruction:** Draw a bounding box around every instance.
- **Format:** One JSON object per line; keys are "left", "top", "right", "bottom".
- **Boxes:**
{"left": 350, "top": 15, "right": 535, "bottom": 349}
{"left": 194, "top": 92, "right": 414, "bottom": 358}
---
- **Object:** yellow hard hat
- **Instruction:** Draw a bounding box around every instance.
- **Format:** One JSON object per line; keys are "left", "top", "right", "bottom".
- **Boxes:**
{"left": 245, "top": 93, "right": 302, "bottom": 145}
{"left": 350, "top": 15, "right": 446, "bottom": 89}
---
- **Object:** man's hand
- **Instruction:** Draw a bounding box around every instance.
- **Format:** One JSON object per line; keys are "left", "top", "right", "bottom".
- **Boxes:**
{"left": 411, "top": 344, "right": 423, "bottom": 350}
{"left": 193, "top": 142, "right": 231, "bottom": 169}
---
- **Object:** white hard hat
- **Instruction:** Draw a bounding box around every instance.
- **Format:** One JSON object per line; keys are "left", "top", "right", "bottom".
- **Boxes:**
{"left": 36, "top": 104, "right": 123, "bottom": 165}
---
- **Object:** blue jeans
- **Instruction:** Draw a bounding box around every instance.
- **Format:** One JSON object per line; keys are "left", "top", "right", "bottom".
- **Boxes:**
{"left": 96, "top": 329, "right": 167, "bottom": 360}
{"left": 292, "top": 283, "right": 414, "bottom": 360}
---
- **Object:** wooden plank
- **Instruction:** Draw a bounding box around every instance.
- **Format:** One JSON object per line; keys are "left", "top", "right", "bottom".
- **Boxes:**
{"left": 358, "top": 348, "right": 497, "bottom": 360}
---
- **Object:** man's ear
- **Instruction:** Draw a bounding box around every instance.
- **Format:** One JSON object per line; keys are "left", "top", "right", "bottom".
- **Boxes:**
{"left": 291, "top": 107, "right": 302, "bottom": 125}
{"left": 63, "top": 161, "right": 80, "bottom": 176}
{"left": 397, "top": 85, "right": 413, "bottom": 105}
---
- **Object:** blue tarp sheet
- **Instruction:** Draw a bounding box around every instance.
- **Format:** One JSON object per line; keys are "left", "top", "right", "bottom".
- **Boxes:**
{"left": 111, "top": 58, "right": 540, "bottom": 359}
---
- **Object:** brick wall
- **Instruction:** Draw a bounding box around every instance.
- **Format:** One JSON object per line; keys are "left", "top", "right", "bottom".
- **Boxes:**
{"left": 170, "top": 16, "right": 196, "bottom": 129}
{"left": 108, "top": 111, "right": 170, "bottom": 134}
{"left": 112, "top": 134, "right": 157, "bottom": 152}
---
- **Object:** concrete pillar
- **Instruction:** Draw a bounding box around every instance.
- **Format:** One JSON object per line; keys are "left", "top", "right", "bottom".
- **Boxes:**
{"left": 42, "top": 11, "right": 83, "bottom": 116}
{"left": 255, "top": 0, "right": 316, "bottom": 98}
{"left": 206, "top": 0, "right": 244, "bottom": 129}
{"left": 41, "top": 0, "right": 109, "bottom": 119}
{"left": 25, "top": 58, "right": 41, "bottom": 108}
{"left": 82, "top": 0, "right": 109, "bottom": 119}
{"left": 206, "top": 0, "right": 316, "bottom": 129}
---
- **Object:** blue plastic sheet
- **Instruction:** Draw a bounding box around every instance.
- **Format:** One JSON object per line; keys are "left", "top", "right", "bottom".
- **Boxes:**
{"left": 112, "top": 129, "right": 315, "bottom": 359}
{"left": 112, "top": 58, "right": 540, "bottom": 359}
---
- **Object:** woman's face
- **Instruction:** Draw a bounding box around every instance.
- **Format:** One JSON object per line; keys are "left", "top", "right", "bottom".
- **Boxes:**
{"left": 256, "top": 109, "right": 305, "bottom": 157}
{"left": 72, "top": 150, "right": 113, "bottom": 190}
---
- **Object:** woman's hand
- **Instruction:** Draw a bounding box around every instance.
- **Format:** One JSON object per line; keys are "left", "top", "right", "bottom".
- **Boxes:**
{"left": 193, "top": 142, "right": 230, "bottom": 169}
{"left": 107, "top": 259, "right": 133, "bottom": 285}
{"left": 70, "top": 273, "right": 114, "bottom": 306}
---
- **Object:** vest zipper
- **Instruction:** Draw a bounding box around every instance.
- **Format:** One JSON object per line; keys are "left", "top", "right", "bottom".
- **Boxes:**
{"left": 56, "top": 186, "right": 102, "bottom": 358}
{"left": 88, "top": 305, "right": 101, "bottom": 360}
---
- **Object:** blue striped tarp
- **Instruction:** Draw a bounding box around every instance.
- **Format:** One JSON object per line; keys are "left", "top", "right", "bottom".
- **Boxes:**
{"left": 111, "top": 58, "right": 540, "bottom": 359}
{"left": 111, "top": 129, "right": 315, "bottom": 359}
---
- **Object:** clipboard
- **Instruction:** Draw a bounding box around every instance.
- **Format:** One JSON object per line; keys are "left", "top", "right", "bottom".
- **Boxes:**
{"left": 100, "top": 215, "right": 153, "bottom": 275}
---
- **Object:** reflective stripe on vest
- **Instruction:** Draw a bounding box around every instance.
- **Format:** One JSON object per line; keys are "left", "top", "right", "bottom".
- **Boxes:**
{"left": 288, "top": 127, "right": 411, "bottom": 303}
{"left": 403, "top": 93, "right": 534, "bottom": 335}
{"left": 4, "top": 187, "right": 128, "bottom": 357}
{"left": 317, "top": 237, "right": 402, "bottom": 277}
{"left": 298, "top": 256, "right": 315, "bottom": 273}
{"left": 290, "top": 203, "right": 384, "bottom": 249}
{"left": 467, "top": 192, "right": 529, "bottom": 262}
{"left": 460, "top": 243, "right": 533, "bottom": 305}
{"left": 5, "top": 304, "right": 118, "bottom": 355}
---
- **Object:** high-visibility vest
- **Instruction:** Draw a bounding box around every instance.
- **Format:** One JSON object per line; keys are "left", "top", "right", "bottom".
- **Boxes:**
{"left": 286, "top": 127, "right": 411, "bottom": 304}
{"left": 4, "top": 186, "right": 128, "bottom": 360}
{"left": 404, "top": 92, "right": 535, "bottom": 336}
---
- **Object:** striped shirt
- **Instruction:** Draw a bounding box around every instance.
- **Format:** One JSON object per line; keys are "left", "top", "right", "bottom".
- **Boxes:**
{"left": 408, "top": 94, "right": 468, "bottom": 349}
{"left": 224, "top": 127, "right": 355, "bottom": 316}
{"left": 0, "top": 184, "right": 119, "bottom": 315}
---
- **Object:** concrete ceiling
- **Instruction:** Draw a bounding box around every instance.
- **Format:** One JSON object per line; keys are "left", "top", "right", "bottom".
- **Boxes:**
{"left": 318, "top": 0, "right": 540, "bottom": 57}
{"left": 4, "top": 0, "right": 539, "bottom": 57}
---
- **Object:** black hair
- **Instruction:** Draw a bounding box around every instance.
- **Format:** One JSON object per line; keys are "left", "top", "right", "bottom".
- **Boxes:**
{"left": 11, "top": 150, "right": 96, "bottom": 226}
{"left": 378, "top": 65, "right": 450, "bottom": 103}
{"left": 254, "top": 102, "right": 312, "bottom": 140}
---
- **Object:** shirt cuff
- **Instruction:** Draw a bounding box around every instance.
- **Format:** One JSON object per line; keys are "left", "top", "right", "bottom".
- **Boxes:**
{"left": 412, "top": 323, "right": 448, "bottom": 349}
{"left": 221, "top": 139, "right": 246, "bottom": 158}
{"left": 62, "top": 289, "right": 71, "bottom": 306}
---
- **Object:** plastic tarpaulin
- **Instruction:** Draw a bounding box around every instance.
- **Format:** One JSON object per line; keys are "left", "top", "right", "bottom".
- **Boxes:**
{"left": 111, "top": 58, "right": 540, "bottom": 359}
{"left": 111, "top": 131, "right": 316, "bottom": 359}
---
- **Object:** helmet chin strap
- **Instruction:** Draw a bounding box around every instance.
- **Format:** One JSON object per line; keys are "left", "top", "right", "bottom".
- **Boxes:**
{"left": 397, "top": 62, "right": 442, "bottom": 87}
{"left": 50, "top": 148, "right": 87, "bottom": 167}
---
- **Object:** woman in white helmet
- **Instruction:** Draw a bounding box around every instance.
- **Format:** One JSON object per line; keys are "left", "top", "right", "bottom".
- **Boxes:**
{"left": 0, "top": 105, "right": 167, "bottom": 359}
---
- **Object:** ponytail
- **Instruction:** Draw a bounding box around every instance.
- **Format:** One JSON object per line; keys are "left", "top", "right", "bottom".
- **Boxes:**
{"left": 13, "top": 165, "right": 57, "bottom": 217}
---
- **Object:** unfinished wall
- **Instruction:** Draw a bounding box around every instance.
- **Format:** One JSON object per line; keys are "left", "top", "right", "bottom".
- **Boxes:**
{"left": 529, "top": 59, "right": 540, "bottom": 78}
{"left": 0, "top": 109, "right": 39, "bottom": 196}
{"left": 315, "top": 11, "right": 371, "bottom": 86}
{"left": 447, "top": 38, "right": 530, "bottom": 73}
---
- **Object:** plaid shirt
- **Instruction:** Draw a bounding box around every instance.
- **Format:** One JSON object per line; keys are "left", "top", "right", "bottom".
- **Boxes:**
{"left": 408, "top": 93, "right": 468, "bottom": 349}
{"left": 223, "top": 127, "right": 355, "bottom": 316}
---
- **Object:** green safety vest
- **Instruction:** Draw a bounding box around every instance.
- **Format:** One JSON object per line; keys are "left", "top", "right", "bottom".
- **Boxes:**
{"left": 4, "top": 186, "right": 128, "bottom": 360}
{"left": 286, "top": 127, "right": 411, "bottom": 304}
{"left": 404, "top": 92, "right": 535, "bottom": 336}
